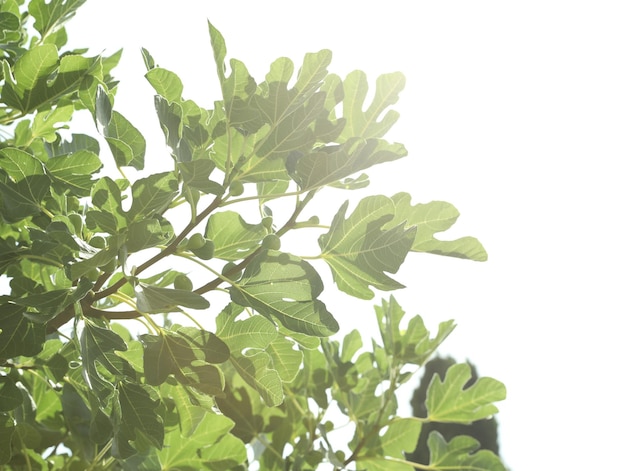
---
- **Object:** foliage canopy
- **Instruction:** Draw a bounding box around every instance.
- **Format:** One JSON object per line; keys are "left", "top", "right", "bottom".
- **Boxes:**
{"left": 0, "top": 1, "right": 506, "bottom": 469}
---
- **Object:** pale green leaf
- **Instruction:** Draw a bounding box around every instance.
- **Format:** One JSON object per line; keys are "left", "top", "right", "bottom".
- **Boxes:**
{"left": 230, "top": 250, "right": 339, "bottom": 336}
{"left": 427, "top": 432, "right": 506, "bottom": 471}
{"left": 288, "top": 138, "right": 406, "bottom": 190}
{"left": 319, "top": 196, "right": 415, "bottom": 299}
{"left": 339, "top": 70, "right": 405, "bottom": 141}
{"left": 390, "top": 193, "right": 488, "bottom": 261}
{"left": 127, "top": 171, "right": 178, "bottom": 221}
{"left": 145, "top": 67, "right": 184, "bottom": 103}
{"left": 205, "top": 211, "right": 267, "bottom": 261}
{"left": 266, "top": 336, "right": 303, "bottom": 382}
{"left": 28, "top": 0, "right": 87, "bottom": 39}
{"left": 426, "top": 363, "right": 506, "bottom": 423}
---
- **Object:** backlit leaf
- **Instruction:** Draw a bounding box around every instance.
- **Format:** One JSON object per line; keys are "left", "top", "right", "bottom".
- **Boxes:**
{"left": 127, "top": 171, "right": 178, "bottom": 221}
{"left": 206, "top": 211, "right": 267, "bottom": 261}
{"left": 288, "top": 138, "right": 406, "bottom": 190}
{"left": 230, "top": 250, "right": 339, "bottom": 336}
{"left": 426, "top": 363, "right": 506, "bottom": 423}
{"left": 427, "top": 432, "right": 506, "bottom": 471}
{"left": 28, "top": 0, "right": 87, "bottom": 39}
{"left": 319, "top": 196, "right": 415, "bottom": 299}
{"left": 390, "top": 193, "right": 488, "bottom": 261}
{"left": 339, "top": 70, "right": 404, "bottom": 141}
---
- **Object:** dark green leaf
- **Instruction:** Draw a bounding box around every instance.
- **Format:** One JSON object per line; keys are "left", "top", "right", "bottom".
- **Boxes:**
{"left": 112, "top": 381, "right": 163, "bottom": 459}
{"left": 0, "top": 414, "right": 15, "bottom": 465}
{"left": 0, "top": 304, "right": 45, "bottom": 358}
{"left": 80, "top": 319, "right": 133, "bottom": 401}
{"left": 0, "top": 376, "right": 22, "bottom": 411}
{"left": 0, "top": 175, "right": 50, "bottom": 222}
{"left": 230, "top": 250, "right": 339, "bottom": 337}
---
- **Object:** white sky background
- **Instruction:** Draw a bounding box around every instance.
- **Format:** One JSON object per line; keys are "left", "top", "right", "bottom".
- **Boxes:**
{"left": 63, "top": 1, "right": 626, "bottom": 469}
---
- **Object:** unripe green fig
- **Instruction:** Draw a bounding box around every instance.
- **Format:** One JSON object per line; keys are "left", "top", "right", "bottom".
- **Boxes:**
{"left": 85, "top": 268, "right": 100, "bottom": 282}
{"left": 174, "top": 274, "right": 193, "bottom": 291}
{"left": 262, "top": 233, "right": 281, "bottom": 250}
{"left": 187, "top": 233, "right": 205, "bottom": 250}
{"left": 229, "top": 180, "right": 244, "bottom": 196}
{"left": 191, "top": 239, "right": 214, "bottom": 260}
{"left": 89, "top": 236, "right": 106, "bottom": 248}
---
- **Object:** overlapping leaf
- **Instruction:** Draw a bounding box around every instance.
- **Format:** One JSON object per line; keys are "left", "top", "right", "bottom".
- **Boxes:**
{"left": 216, "top": 306, "right": 283, "bottom": 406}
{"left": 288, "top": 138, "right": 406, "bottom": 190}
{"left": 135, "top": 284, "right": 209, "bottom": 314}
{"left": 1, "top": 44, "right": 98, "bottom": 113}
{"left": 375, "top": 296, "right": 455, "bottom": 365}
{"left": 28, "top": 0, "right": 87, "bottom": 39}
{"left": 230, "top": 250, "right": 338, "bottom": 337}
{"left": 95, "top": 86, "right": 146, "bottom": 169}
{"left": 357, "top": 418, "right": 422, "bottom": 471}
{"left": 426, "top": 363, "right": 506, "bottom": 423}
{"left": 319, "top": 196, "right": 416, "bottom": 299}
{"left": 126, "top": 171, "right": 178, "bottom": 221}
{"left": 45, "top": 149, "right": 102, "bottom": 196}
{"left": 112, "top": 381, "right": 163, "bottom": 459}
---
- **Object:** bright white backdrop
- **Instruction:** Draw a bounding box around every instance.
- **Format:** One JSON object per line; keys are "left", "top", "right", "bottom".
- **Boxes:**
{"left": 64, "top": 1, "right": 626, "bottom": 469}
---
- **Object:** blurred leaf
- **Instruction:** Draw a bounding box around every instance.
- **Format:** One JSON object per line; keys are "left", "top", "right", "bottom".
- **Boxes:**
{"left": 28, "top": 0, "right": 87, "bottom": 39}
{"left": 0, "top": 414, "right": 15, "bottom": 465}
{"left": 230, "top": 250, "right": 338, "bottom": 337}
{"left": 0, "top": 377, "right": 22, "bottom": 411}
{"left": 426, "top": 363, "right": 506, "bottom": 423}
{"left": 357, "top": 418, "right": 422, "bottom": 470}
{"left": 427, "top": 432, "right": 506, "bottom": 471}
{"left": 319, "top": 196, "right": 415, "bottom": 299}
{"left": 136, "top": 284, "right": 210, "bottom": 314}
{"left": 390, "top": 193, "right": 488, "bottom": 261}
